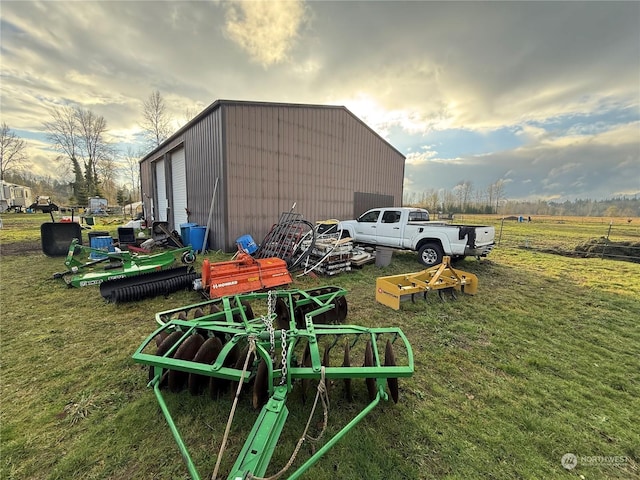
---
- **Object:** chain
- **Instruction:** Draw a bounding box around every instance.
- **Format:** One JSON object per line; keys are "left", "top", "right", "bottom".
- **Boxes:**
{"left": 262, "top": 315, "right": 275, "bottom": 361}
{"left": 267, "top": 290, "right": 275, "bottom": 316}
{"left": 279, "top": 329, "right": 287, "bottom": 385}
{"left": 263, "top": 291, "right": 277, "bottom": 361}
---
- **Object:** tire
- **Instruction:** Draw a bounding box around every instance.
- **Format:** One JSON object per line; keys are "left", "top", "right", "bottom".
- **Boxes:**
{"left": 418, "top": 242, "right": 443, "bottom": 267}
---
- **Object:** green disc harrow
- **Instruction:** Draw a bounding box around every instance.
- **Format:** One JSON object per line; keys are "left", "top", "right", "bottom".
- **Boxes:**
{"left": 132, "top": 286, "right": 414, "bottom": 479}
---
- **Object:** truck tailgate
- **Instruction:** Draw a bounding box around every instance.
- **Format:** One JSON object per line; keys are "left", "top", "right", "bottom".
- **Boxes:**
{"left": 474, "top": 226, "right": 495, "bottom": 246}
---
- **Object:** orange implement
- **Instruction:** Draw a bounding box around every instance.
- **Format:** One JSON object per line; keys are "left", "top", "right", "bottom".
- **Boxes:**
{"left": 201, "top": 253, "right": 292, "bottom": 298}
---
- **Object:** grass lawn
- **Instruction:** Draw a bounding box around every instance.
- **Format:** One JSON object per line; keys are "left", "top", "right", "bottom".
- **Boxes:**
{"left": 1, "top": 213, "right": 639, "bottom": 479}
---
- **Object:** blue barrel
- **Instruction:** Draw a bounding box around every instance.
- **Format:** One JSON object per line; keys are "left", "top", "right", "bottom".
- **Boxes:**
{"left": 190, "top": 226, "right": 208, "bottom": 252}
{"left": 90, "top": 236, "right": 114, "bottom": 260}
{"left": 180, "top": 222, "right": 198, "bottom": 247}
{"left": 236, "top": 234, "right": 258, "bottom": 254}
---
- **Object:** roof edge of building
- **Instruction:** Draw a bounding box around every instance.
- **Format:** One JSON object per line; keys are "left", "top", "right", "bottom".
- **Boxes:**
{"left": 139, "top": 99, "right": 405, "bottom": 162}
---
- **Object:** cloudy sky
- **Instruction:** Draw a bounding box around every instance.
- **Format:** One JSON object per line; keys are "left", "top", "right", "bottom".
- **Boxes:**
{"left": 1, "top": 0, "right": 639, "bottom": 202}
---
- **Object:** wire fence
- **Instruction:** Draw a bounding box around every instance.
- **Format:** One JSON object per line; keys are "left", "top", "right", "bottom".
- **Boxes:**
{"left": 492, "top": 218, "right": 640, "bottom": 263}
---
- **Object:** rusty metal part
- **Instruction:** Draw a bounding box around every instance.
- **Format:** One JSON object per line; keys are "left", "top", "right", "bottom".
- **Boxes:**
{"left": 342, "top": 340, "right": 353, "bottom": 402}
{"left": 188, "top": 337, "right": 223, "bottom": 396}
{"left": 168, "top": 334, "right": 205, "bottom": 393}
{"left": 364, "top": 340, "right": 377, "bottom": 401}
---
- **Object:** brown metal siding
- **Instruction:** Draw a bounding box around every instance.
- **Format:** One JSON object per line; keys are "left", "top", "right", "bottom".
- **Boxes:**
{"left": 141, "top": 101, "right": 404, "bottom": 253}
{"left": 224, "top": 104, "right": 404, "bottom": 250}
{"left": 182, "top": 110, "right": 226, "bottom": 250}
{"left": 139, "top": 111, "right": 226, "bottom": 250}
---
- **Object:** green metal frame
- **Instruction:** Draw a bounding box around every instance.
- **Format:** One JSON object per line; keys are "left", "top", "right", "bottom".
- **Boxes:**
{"left": 132, "top": 287, "right": 414, "bottom": 480}
{"left": 55, "top": 238, "right": 193, "bottom": 287}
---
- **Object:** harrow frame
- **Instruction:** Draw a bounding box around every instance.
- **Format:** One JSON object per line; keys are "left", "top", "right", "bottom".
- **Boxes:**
{"left": 132, "top": 287, "right": 414, "bottom": 479}
{"left": 375, "top": 255, "right": 479, "bottom": 310}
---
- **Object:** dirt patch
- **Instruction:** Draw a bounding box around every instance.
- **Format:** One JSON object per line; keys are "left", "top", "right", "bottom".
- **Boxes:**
{"left": 575, "top": 237, "right": 640, "bottom": 262}
{"left": 0, "top": 240, "right": 43, "bottom": 256}
{"left": 520, "top": 237, "right": 640, "bottom": 263}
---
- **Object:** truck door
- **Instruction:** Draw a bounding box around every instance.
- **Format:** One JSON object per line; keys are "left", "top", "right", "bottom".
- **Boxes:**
{"left": 376, "top": 210, "right": 403, "bottom": 247}
{"left": 355, "top": 209, "right": 381, "bottom": 243}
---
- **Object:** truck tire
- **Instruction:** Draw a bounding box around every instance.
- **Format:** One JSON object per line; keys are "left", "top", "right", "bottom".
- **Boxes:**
{"left": 418, "top": 243, "right": 443, "bottom": 267}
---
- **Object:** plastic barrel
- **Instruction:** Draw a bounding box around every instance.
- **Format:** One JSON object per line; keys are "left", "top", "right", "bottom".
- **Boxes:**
{"left": 180, "top": 223, "right": 197, "bottom": 247}
{"left": 375, "top": 246, "right": 393, "bottom": 267}
{"left": 190, "top": 226, "right": 208, "bottom": 252}
{"left": 90, "top": 236, "right": 114, "bottom": 260}
{"left": 236, "top": 234, "right": 258, "bottom": 254}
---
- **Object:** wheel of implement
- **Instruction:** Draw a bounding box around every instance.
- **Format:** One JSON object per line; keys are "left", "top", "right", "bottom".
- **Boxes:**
{"left": 364, "top": 340, "right": 377, "bottom": 401}
{"left": 177, "top": 311, "right": 188, "bottom": 320}
{"left": 192, "top": 307, "right": 205, "bottom": 319}
{"left": 168, "top": 334, "right": 205, "bottom": 393}
{"left": 335, "top": 296, "right": 348, "bottom": 323}
{"left": 342, "top": 340, "right": 353, "bottom": 402}
{"left": 181, "top": 251, "right": 196, "bottom": 264}
{"left": 293, "top": 305, "right": 307, "bottom": 330}
{"left": 149, "top": 331, "right": 184, "bottom": 385}
{"left": 241, "top": 300, "right": 255, "bottom": 321}
{"left": 385, "top": 340, "right": 399, "bottom": 404}
{"left": 209, "top": 303, "right": 221, "bottom": 314}
{"left": 252, "top": 358, "right": 269, "bottom": 410}
{"left": 275, "top": 297, "right": 290, "bottom": 330}
{"left": 230, "top": 345, "right": 255, "bottom": 399}
{"left": 322, "top": 344, "right": 330, "bottom": 367}
{"left": 154, "top": 331, "right": 169, "bottom": 347}
{"left": 231, "top": 299, "right": 254, "bottom": 323}
{"left": 188, "top": 337, "right": 223, "bottom": 396}
{"left": 210, "top": 342, "right": 240, "bottom": 399}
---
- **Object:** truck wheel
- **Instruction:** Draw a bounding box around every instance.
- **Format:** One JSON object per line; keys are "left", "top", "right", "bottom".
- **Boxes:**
{"left": 418, "top": 243, "right": 443, "bottom": 267}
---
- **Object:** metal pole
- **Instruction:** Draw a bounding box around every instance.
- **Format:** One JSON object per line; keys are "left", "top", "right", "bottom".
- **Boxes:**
{"left": 201, "top": 177, "right": 219, "bottom": 254}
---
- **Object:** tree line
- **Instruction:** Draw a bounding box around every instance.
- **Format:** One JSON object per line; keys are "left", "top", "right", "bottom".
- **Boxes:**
{"left": 404, "top": 182, "right": 639, "bottom": 218}
{"left": 0, "top": 90, "right": 184, "bottom": 208}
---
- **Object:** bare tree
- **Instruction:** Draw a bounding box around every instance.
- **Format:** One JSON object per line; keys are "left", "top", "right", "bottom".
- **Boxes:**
{"left": 141, "top": 90, "right": 172, "bottom": 148}
{"left": 424, "top": 189, "right": 440, "bottom": 213}
{"left": 96, "top": 156, "right": 119, "bottom": 204}
{"left": 181, "top": 106, "right": 200, "bottom": 127}
{"left": 76, "top": 108, "right": 111, "bottom": 185}
{"left": 461, "top": 180, "right": 473, "bottom": 211}
{"left": 441, "top": 189, "right": 457, "bottom": 213}
{"left": 44, "top": 105, "right": 112, "bottom": 204}
{"left": 0, "top": 123, "right": 28, "bottom": 181}
{"left": 122, "top": 147, "right": 141, "bottom": 198}
{"left": 487, "top": 179, "right": 506, "bottom": 214}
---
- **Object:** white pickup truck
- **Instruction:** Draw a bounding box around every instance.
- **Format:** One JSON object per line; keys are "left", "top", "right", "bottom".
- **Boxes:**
{"left": 338, "top": 207, "right": 495, "bottom": 267}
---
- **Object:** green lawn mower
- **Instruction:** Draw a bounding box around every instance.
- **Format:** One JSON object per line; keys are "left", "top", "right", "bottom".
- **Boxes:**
{"left": 53, "top": 238, "right": 197, "bottom": 302}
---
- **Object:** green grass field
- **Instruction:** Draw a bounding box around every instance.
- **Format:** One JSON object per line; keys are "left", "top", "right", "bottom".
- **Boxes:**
{"left": 1, "top": 213, "right": 639, "bottom": 479}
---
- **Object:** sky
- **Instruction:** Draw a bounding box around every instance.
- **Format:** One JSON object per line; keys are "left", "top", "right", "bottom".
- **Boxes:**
{"left": 1, "top": 0, "right": 639, "bottom": 203}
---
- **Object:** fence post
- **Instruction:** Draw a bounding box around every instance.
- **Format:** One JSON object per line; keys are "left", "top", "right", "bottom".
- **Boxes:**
{"left": 602, "top": 222, "right": 613, "bottom": 260}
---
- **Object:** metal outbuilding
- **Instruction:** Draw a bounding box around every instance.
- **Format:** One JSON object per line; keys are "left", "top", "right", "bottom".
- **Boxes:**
{"left": 139, "top": 100, "right": 405, "bottom": 252}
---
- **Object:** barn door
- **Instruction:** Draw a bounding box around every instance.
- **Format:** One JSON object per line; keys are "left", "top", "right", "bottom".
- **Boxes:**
{"left": 155, "top": 159, "right": 168, "bottom": 222}
{"left": 171, "top": 147, "right": 188, "bottom": 227}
